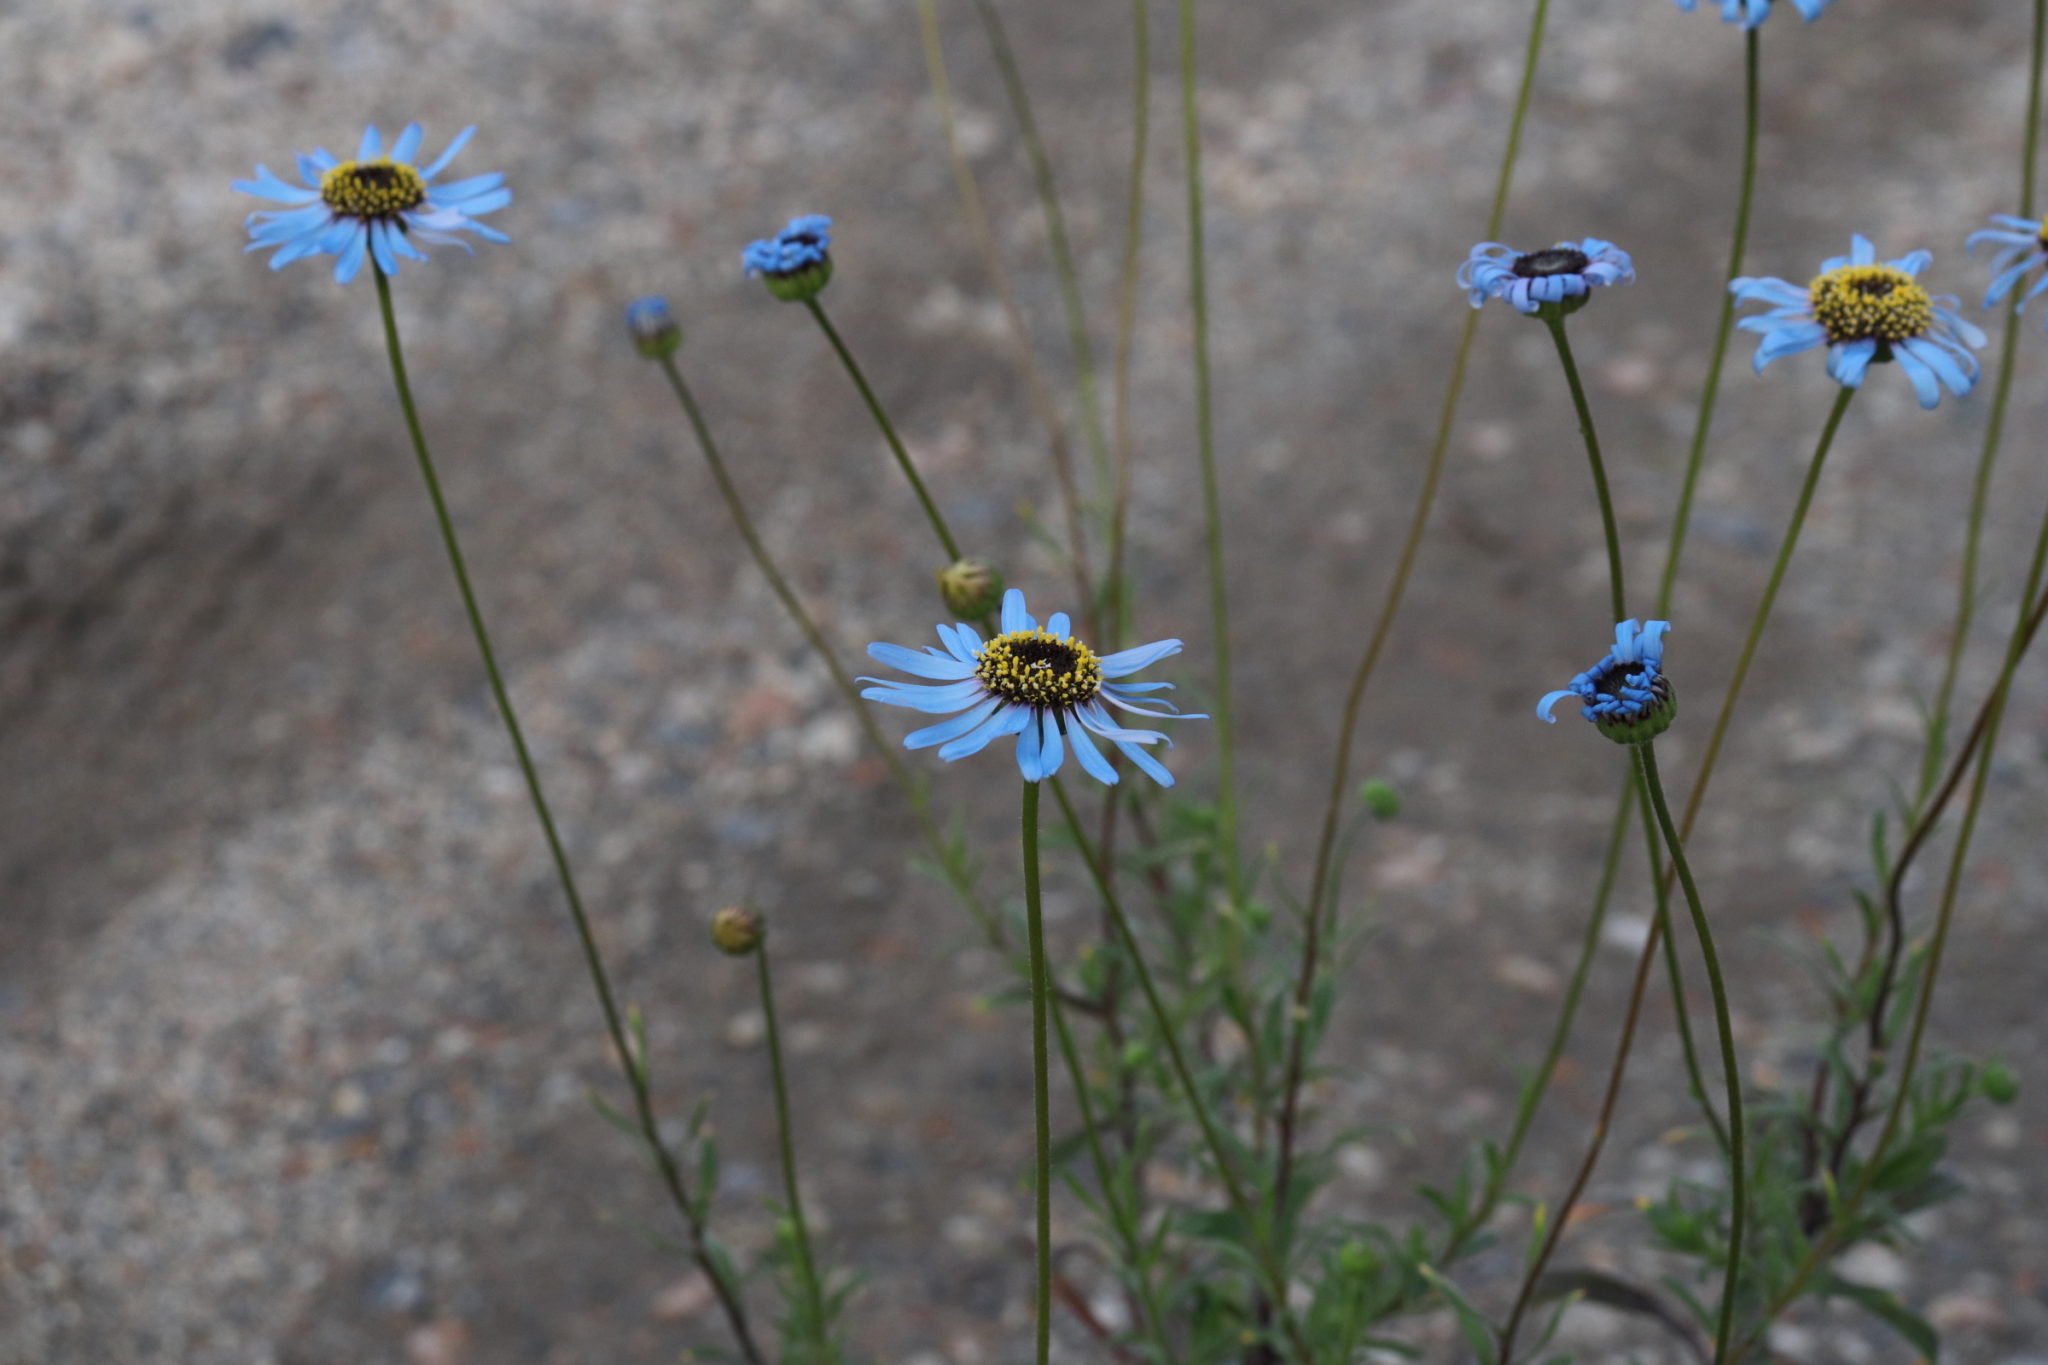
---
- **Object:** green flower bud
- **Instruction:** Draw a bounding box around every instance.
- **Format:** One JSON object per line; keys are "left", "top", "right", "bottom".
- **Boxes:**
{"left": 1358, "top": 779, "right": 1400, "bottom": 820}
{"left": 1980, "top": 1060, "right": 2020, "bottom": 1106}
{"left": 1337, "top": 1240, "right": 1378, "bottom": 1279}
{"left": 711, "top": 905, "right": 764, "bottom": 956}
{"left": 936, "top": 558, "right": 1005, "bottom": 620}
{"left": 625, "top": 297, "right": 682, "bottom": 360}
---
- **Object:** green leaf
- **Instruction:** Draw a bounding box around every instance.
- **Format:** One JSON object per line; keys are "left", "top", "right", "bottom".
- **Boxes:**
{"left": 1534, "top": 1269, "right": 1707, "bottom": 1363}
{"left": 1418, "top": 1265, "right": 1497, "bottom": 1364}
{"left": 1820, "top": 1274, "right": 1939, "bottom": 1358}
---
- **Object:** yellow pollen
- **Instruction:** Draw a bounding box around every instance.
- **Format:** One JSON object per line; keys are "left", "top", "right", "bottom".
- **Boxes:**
{"left": 974, "top": 629, "right": 1103, "bottom": 711}
{"left": 320, "top": 158, "right": 427, "bottom": 220}
{"left": 1807, "top": 263, "right": 1933, "bottom": 346}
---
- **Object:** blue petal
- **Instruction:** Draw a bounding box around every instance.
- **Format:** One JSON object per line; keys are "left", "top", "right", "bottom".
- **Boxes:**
{"left": 939, "top": 706, "right": 1030, "bottom": 762}
{"left": 905, "top": 695, "right": 1004, "bottom": 749}
{"left": 1046, "top": 612, "right": 1071, "bottom": 638}
{"left": 1076, "top": 702, "right": 1169, "bottom": 747}
{"left": 1036, "top": 713, "right": 1065, "bottom": 780}
{"left": 358, "top": 124, "right": 382, "bottom": 160}
{"left": 1827, "top": 338, "right": 1878, "bottom": 388}
{"left": 1066, "top": 722, "right": 1119, "bottom": 785}
{"left": 431, "top": 172, "right": 506, "bottom": 204}
{"left": 333, "top": 226, "right": 370, "bottom": 284}
{"left": 1890, "top": 346, "right": 1943, "bottom": 409}
{"left": 1536, "top": 689, "right": 1576, "bottom": 723}
{"left": 938, "top": 622, "right": 982, "bottom": 662}
{"left": 1000, "top": 588, "right": 1031, "bottom": 635}
{"left": 857, "top": 678, "right": 985, "bottom": 713}
{"left": 391, "top": 122, "right": 425, "bottom": 165}
{"left": 1113, "top": 738, "right": 1174, "bottom": 787}
{"left": 1899, "top": 337, "right": 1971, "bottom": 400}
{"left": 421, "top": 126, "right": 477, "bottom": 181}
{"left": 1849, "top": 234, "right": 1875, "bottom": 266}
{"left": 1014, "top": 708, "right": 1044, "bottom": 780}
{"left": 368, "top": 220, "right": 400, "bottom": 278}
{"left": 234, "top": 166, "right": 321, "bottom": 203}
{"left": 867, "top": 641, "right": 977, "bottom": 680}
{"left": 1754, "top": 320, "right": 1828, "bottom": 366}
{"left": 1098, "top": 638, "right": 1183, "bottom": 678}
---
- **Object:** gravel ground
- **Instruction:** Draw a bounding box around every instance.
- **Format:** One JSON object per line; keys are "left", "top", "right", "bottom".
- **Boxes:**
{"left": 4, "top": 0, "right": 2048, "bottom": 1360}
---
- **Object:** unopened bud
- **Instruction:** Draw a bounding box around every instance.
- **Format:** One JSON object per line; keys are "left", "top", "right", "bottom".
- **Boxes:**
{"left": 625, "top": 296, "right": 682, "bottom": 360}
{"left": 710, "top": 905, "right": 764, "bottom": 956}
{"left": 936, "top": 558, "right": 1005, "bottom": 620}
{"left": 1981, "top": 1060, "right": 2020, "bottom": 1105}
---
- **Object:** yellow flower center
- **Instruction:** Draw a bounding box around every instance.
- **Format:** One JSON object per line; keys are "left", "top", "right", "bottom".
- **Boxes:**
{"left": 975, "top": 629, "right": 1103, "bottom": 710}
{"left": 320, "top": 159, "right": 427, "bottom": 220}
{"left": 1807, "top": 264, "right": 1933, "bottom": 346}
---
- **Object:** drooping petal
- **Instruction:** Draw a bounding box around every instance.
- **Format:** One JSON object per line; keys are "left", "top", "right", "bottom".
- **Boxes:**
{"left": 1113, "top": 738, "right": 1174, "bottom": 787}
{"left": 857, "top": 678, "right": 986, "bottom": 713}
{"left": 1098, "top": 638, "right": 1183, "bottom": 678}
{"left": 939, "top": 705, "right": 1031, "bottom": 762}
{"left": 1013, "top": 707, "right": 1045, "bottom": 780}
{"left": 1065, "top": 722, "right": 1119, "bottom": 785}
{"left": 1890, "top": 346, "right": 1943, "bottom": 409}
{"left": 1036, "top": 712, "right": 1065, "bottom": 780}
{"left": 866, "top": 641, "right": 978, "bottom": 680}
{"left": 907, "top": 696, "right": 1004, "bottom": 750}
{"left": 1536, "top": 689, "right": 1579, "bottom": 723}
{"left": 1827, "top": 338, "right": 1878, "bottom": 388}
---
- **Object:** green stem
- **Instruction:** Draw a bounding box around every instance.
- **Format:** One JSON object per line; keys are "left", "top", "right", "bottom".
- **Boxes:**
{"left": 756, "top": 939, "right": 829, "bottom": 1350}
{"left": 1049, "top": 779, "right": 1310, "bottom": 1360}
{"left": 1106, "top": 0, "right": 1151, "bottom": 647}
{"left": 374, "top": 270, "right": 766, "bottom": 1365}
{"left": 1642, "top": 775, "right": 1731, "bottom": 1156}
{"left": 1916, "top": 0, "right": 2044, "bottom": 809}
{"left": 1022, "top": 781, "right": 1053, "bottom": 1365}
{"left": 803, "top": 298, "right": 965, "bottom": 563}
{"left": 653, "top": 355, "right": 1003, "bottom": 947}
{"left": 972, "top": 0, "right": 1113, "bottom": 500}
{"left": 1656, "top": 27, "right": 1761, "bottom": 616}
{"left": 1639, "top": 742, "right": 1746, "bottom": 1365}
{"left": 1177, "top": 0, "right": 1241, "bottom": 903}
{"left": 1678, "top": 384, "right": 1856, "bottom": 841}
{"left": 1544, "top": 315, "right": 1627, "bottom": 623}
{"left": 1287, "top": 0, "right": 1552, "bottom": 1249}
{"left": 914, "top": 0, "right": 1095, "bottom": 624}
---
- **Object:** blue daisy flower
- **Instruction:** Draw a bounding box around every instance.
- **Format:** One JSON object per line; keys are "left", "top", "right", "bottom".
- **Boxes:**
{"left": 1458, "top": 239, "right": 1635, "bottom": 317}
{"left": 235, "top": 123, "right": 510, "bottom": 285}
{"left": 1731, "top": 235, "right": 1986, "bottom": 409}
{"left": 1539, "top": 619, "right": 1677, "bottom": 745}
{"left": 861, "top": 587, "right": 1203, "bottom": 787}
{"left": 1966, "top": 215, "right": 2048, "bottom": 318}
{"left": 1671, "top": 0, "right": 1833, "bottom": 27}
{"left": 743, "top": 214, "right": 834, "bottom": 301}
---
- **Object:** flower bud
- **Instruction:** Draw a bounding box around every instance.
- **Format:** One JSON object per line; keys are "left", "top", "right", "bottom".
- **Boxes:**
{"left": 625, "top": 296, "right": 682, "bottom": 360}
{"left": 710, "top": 905, "right": 764, "bottom": 956}
{"left": 1980, "top": 1060, "right": 2020, "bottom": 1106}
{"left": 936, "top": 558, "right": 1005, "bottom": 620}
{"left": 1337, "top": 1240, "right": 1378, "bottom": 1279}
{"left": 742, "top": 214, "right": 834, "bottom": 304}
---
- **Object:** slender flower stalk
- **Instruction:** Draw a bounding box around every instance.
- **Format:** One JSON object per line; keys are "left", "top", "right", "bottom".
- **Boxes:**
{"left": 913, "top": 0, "right": 1096, "bottom": 625}
{"left": 1658, "top": 27, "right": 1761, "bottom": 611}
{"left": 1106, "top": 0, "right": 1152, "bottom": 647}
{"left": 1920, "top": 0, "right": 2047, "bottom": 808}
{"left": 1020, "top": 782, "right": 1053, "bottom": 1365}
{"left": 1283, "top": 0, "right": 1553, "bottom": 1268}
{"left": 645, "top": 341, "right": 1001, "bottom": 943}
{"left": 749, "top": 928, "right": 831, "bottom": 1355}
{"left": 802, "top": 298, "right": 966, "bottom": 564}
{"left": 1543, "top": 315, "right": 1627, "bottom": 623}
{"left": 1637, "top": 742, "right": 1747, "bottom": 1365}
{"left": 372, "top": 271, "right": 765, "bottom": 1365}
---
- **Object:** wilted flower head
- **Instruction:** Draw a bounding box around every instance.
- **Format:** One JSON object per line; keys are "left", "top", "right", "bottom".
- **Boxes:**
{"left": 235, "top": 123, "right": 509, "bottom": 285}
{"left": 1539, "top": 619, "right": 1677, "bottom": 745}
{"left": 1731, "top": 235, "right": 1985, "bottom": 409}
{"left": 743, "top": 214, "right": 834, "bottom": 302}
{"left": 861, "top": 588, "right": 1202, "bottom": 787}
{"left": 1671, "top": 0, "right": 1834, "bottom": 27}
{"left": 1459, "top": 239, "right": 1635, "bottom": 318}
{"left": 1966, "top": 215, "right": 2048, "bottom": 320}
{"left": 711, "top": 906, "right": 764, "bottom": 956}
{"left": 935, "top": 559, "right": 1005, "bottom": 620}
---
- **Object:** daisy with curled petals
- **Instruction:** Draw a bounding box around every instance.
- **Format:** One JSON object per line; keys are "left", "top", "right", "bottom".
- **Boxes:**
{"left": 1967, "top": 215, "right": 2048, "bottom": 319}
{"left": 861, "top": 588, "right": 1202, "bottom": 787}
{"left": 1459, "top": 239, "right": 1634, "bottom": 317}
{"left": 1731, "top": 234, "right": 1985, "bottom": 409}
{"left": 235, "top": 123, "right": 510, "bottom": 285}
{"left": 1672, "top": 0, "right": 1833, "bottom": 28}
{"left": 1538, "top": 619, "right": 1676, "bottom": 745}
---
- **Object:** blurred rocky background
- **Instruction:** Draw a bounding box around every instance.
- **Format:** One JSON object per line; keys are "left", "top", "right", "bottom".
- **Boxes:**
{"left": 4, "top": 0, "right": 2047, "bottom": 1359}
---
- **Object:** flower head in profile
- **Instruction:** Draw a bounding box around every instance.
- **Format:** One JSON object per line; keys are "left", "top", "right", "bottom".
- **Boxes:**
{"left": 862, "top": 588, "right": 1201, "bottom": 787}
{"left": 235, "top": 123, "right": 510, "bottom": 285}
{"left": 1459, "top": 239, "right": 1634, "bottom": 318}
{"left": 1671, "top": 0, "right": 1834, "bottom": 27}
{"left": 1539, "top": 619, "right": 1677, "bottom": 745}
{"left": 625, "top": 296, "right": 682, "bottom": 360}
{"left": 743, "top": 214, "right": 834, "bottom": 302}
{"left": 1966, "top": 215, "right": 2048, "bottom": 320}
{"left": 1731, "top": 235, "right": 1985, "bottom": 409}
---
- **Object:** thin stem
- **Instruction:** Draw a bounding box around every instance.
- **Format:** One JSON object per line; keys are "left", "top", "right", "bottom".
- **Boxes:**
{"left": 1544, "top": 315, "right": 1626, "bottom": 623}
{"left": 757, "top": 940, "right": 829, "bottom": 1349}
{"left": 1639, "top": 742, "right": 1746, "bottom": 1364}
{"left": 1656, "top": 27, "right": 1761, "bottom": 615}
{"left": 1022, "top": 781, "right": 1053, "bottom": 1365}
{"left": 914, "top": 0, "right": 1095, "bottom": 623}
{"left": 1049, "top": 779, "right": 1311, "bottom": 1361}
{"left": 654, "top": 355, "right": 1003, "bottom": 946}
{"left": 1678, "top": 384, "right": 1857, "bottom": 841}
{"left": 1285, "top": 0, "right": 1553, "bottom": 1244}
{"left": 374, "top": 271, "right": 765, "bottom": 1365}
{"left": 1177, "top": 0, "right": 1242, "bottom": 905}
{"left": 1643, "top": 774, "right": 1731, "bottom": 1157}
{"left": 972, "top": 0, "right": 1113, "bottom": 499}
{"left": 1916, "top": 0, "right": 2044, "bottom": 809}
{"left": 1106, "top": 0, "right": 1151, "bottom": 646}
{"left": 803, "top": 298, "right": 965, "bottom": 563}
